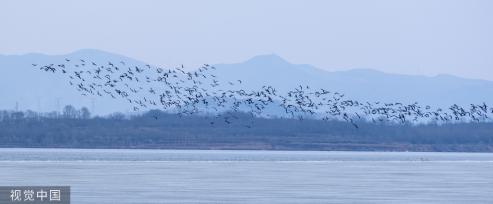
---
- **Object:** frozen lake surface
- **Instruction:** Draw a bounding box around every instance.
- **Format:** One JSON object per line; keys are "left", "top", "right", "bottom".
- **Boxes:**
{"left": 0, "top": 148, "right": 492, "bottom": 203}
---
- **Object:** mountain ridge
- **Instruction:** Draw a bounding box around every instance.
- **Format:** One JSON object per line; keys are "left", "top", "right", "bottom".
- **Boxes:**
{"left": 1, "top": 49, "right": 493, "bottom": 115}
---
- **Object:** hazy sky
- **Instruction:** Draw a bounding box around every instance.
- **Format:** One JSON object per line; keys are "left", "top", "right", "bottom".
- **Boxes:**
{"left": 1, "top": 0, "right": 492, "bottom": 80}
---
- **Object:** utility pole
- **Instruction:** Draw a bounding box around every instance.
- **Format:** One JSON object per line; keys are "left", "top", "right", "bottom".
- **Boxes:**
{"left": 56, "top": 98, "right": 61, "bottom": 118}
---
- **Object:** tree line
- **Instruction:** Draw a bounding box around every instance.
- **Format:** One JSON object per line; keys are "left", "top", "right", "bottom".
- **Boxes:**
{"left": 0, "top": 106, "right": 492, "bottom": 152}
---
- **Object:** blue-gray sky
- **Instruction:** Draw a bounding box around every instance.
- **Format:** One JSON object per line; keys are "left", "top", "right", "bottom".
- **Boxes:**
{"left": 1, "top": 0, "right": 492, "bottom": 80}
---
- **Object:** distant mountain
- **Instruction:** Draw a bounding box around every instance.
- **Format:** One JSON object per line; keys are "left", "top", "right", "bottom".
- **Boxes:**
{"left": 1, "top": 49, "right": 493, "bottom": 115}
{"left": 0, "top": 49, "right": 146, "bottom": 115}
{"left": 214, "top": 54, "right": 493, "bottom": 107}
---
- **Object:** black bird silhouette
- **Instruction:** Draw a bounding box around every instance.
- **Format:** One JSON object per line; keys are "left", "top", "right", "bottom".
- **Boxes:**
{"left": 35, "top": 58, "right": 493, "bottom": 128}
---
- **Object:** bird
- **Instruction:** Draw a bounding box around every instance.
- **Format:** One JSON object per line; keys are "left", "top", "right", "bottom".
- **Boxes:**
{"left": 35, "top": 58, "right": 493, "bottom": 128}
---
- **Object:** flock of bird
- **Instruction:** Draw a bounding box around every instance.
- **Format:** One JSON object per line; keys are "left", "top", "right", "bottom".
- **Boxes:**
{"left": 34, "top": 59, "right": 493, "bottom": 128}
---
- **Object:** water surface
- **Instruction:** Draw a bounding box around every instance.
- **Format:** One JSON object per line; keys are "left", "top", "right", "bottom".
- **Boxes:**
{"left": 0, "top": 149, "right": 492, "bottom": 203}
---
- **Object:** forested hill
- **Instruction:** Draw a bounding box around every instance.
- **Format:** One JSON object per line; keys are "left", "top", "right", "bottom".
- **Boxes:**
{"left": 0, "top": 108, "right": 492, "bottom": 152}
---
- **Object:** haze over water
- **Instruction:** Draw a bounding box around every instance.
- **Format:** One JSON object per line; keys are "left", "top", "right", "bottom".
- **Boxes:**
{"left": 0, "top": 149, "right": 492, "bottom": 203}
